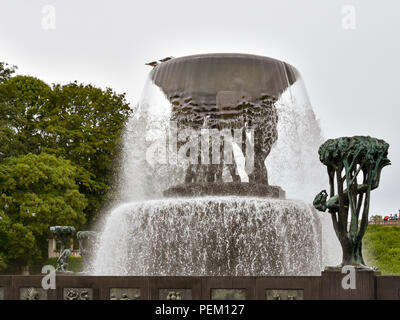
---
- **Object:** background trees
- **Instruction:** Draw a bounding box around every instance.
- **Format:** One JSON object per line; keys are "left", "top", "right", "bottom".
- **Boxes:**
{"left": 0, "top": 75, "right": 52, "bottom": 159}
{"left": 42, "top": 82, "right": 131, "bottom": 220}
{"left": 0, "top": 61, "right": 131, "bottom": 271}
{"left": 0, "top": 62, "right": 16, "bottom": 84}
{"left": 0, "top": 153, "right": 87, "bottom": 270}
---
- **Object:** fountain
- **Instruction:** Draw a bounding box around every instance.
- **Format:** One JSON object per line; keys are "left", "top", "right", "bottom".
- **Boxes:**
{"left": 93, "top": 53, "right": 340, "bottom": 276}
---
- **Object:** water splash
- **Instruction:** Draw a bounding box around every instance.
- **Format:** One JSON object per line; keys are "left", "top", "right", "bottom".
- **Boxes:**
{"left": 94, "top": 197, "right": 322, "bottom": 276}
{"left": 113, "top": 77, "right": 327, "bottom": 203}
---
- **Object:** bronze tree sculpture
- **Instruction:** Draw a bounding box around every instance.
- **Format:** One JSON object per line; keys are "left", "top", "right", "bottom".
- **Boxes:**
{"left": 313, "top": 136, "right": 390, "bottom": 268}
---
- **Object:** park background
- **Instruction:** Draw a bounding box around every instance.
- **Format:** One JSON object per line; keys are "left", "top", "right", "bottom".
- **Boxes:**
{"left": 0, "top": 0, "right": 399, "bottom": 274}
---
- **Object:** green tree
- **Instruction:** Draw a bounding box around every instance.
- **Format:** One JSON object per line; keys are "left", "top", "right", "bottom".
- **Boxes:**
{"left": 0, "top": 153, "right": 87, "bottom": 270}
{"left": 0, "top": 73, "right": 131, "bottom": 223}
{"left": 41, "top": 82, "right": 131, "bottom": 222}
{"left": 0, "top": 76, "right": 51, "bottom": 159}
{"left": 0, "top": 214, "right": 37, "bottom": 272}
{"left": 0, "top": 62, "right": 16, "bottom": 84}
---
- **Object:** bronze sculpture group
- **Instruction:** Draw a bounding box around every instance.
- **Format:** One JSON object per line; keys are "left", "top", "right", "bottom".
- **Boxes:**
{"left": 313, "top": 136, "right": 390, "bottom": 269}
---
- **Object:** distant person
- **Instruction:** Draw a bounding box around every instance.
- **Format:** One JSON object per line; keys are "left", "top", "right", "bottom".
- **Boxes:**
{"left": 384, "top": 216, "right": 389, "bottom": 222}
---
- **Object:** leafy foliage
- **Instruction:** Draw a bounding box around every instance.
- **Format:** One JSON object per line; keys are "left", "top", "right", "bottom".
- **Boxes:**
{"left": 41, "top": 82, "right": 131, "bottom": 219}
{"left": 0, "top": 76, "right": 52, "bottom": 159}
{"left": 0, "top": 62, "right": 16, "bottom": 84}
{"left": 0, "top": 213, "right": 37, "bottom": 271}
{"left": 0, "top": 72, "right": 131, "bottom": 223}
{"left": 363, "top": 225, "right": 400, "bottom": 274}
{"left": 0, "top": 153, "right": 87, "bottom": 270}
{"left": 0, "top": 61, "right": 132, "bottom": 271}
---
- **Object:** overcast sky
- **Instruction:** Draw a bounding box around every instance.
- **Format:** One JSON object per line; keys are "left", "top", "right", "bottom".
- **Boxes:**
{"left": 0, "top": 0, "right": 399, "bottom": 216}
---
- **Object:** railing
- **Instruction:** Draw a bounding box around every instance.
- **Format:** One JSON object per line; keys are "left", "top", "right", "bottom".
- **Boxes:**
{"left": 47, "top": 238, "right": 80, "bottom": 258}
{"left": 49, "top": 250, "right": 81, "bottom": 258}
{"left": 369, "top": 220, "right": 400, "bottom": 226}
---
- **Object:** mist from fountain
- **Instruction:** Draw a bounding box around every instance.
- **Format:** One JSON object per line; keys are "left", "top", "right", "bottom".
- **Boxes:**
{"left": 94, "top": 197, "right": 322, "bottom": 276}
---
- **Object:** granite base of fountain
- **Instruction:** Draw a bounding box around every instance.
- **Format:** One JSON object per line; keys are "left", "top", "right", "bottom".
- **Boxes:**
{"left": 163, "top": 182, "right": 285, "bottom": 199}
{"left": 1, "top": 271, "right": 397, "bottom": 300}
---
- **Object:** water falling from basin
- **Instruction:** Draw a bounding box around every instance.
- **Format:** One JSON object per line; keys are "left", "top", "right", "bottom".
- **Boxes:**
{"left": 94, "top": 197, "right": 321, "bottom": 276}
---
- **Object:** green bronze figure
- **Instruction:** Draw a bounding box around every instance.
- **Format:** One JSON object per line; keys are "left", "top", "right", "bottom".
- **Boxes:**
{"left": 313, "top": 136, "right": 390, "bottom": 268}
{"left": 50, "top": 226, "right": 76, "bottom": 272}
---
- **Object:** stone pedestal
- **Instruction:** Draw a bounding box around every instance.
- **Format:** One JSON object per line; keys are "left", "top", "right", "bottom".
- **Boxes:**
{"left": 0, "top": 274, "right": 399, "bottom": 300}
{"left": 164, "top": 182, "right": 285, "bottom": 199}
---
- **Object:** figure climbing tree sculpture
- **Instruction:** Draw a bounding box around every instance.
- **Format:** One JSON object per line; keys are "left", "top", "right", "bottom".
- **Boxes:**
{"left": 313, "top": 136, "right": 390, "bottom": 268}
